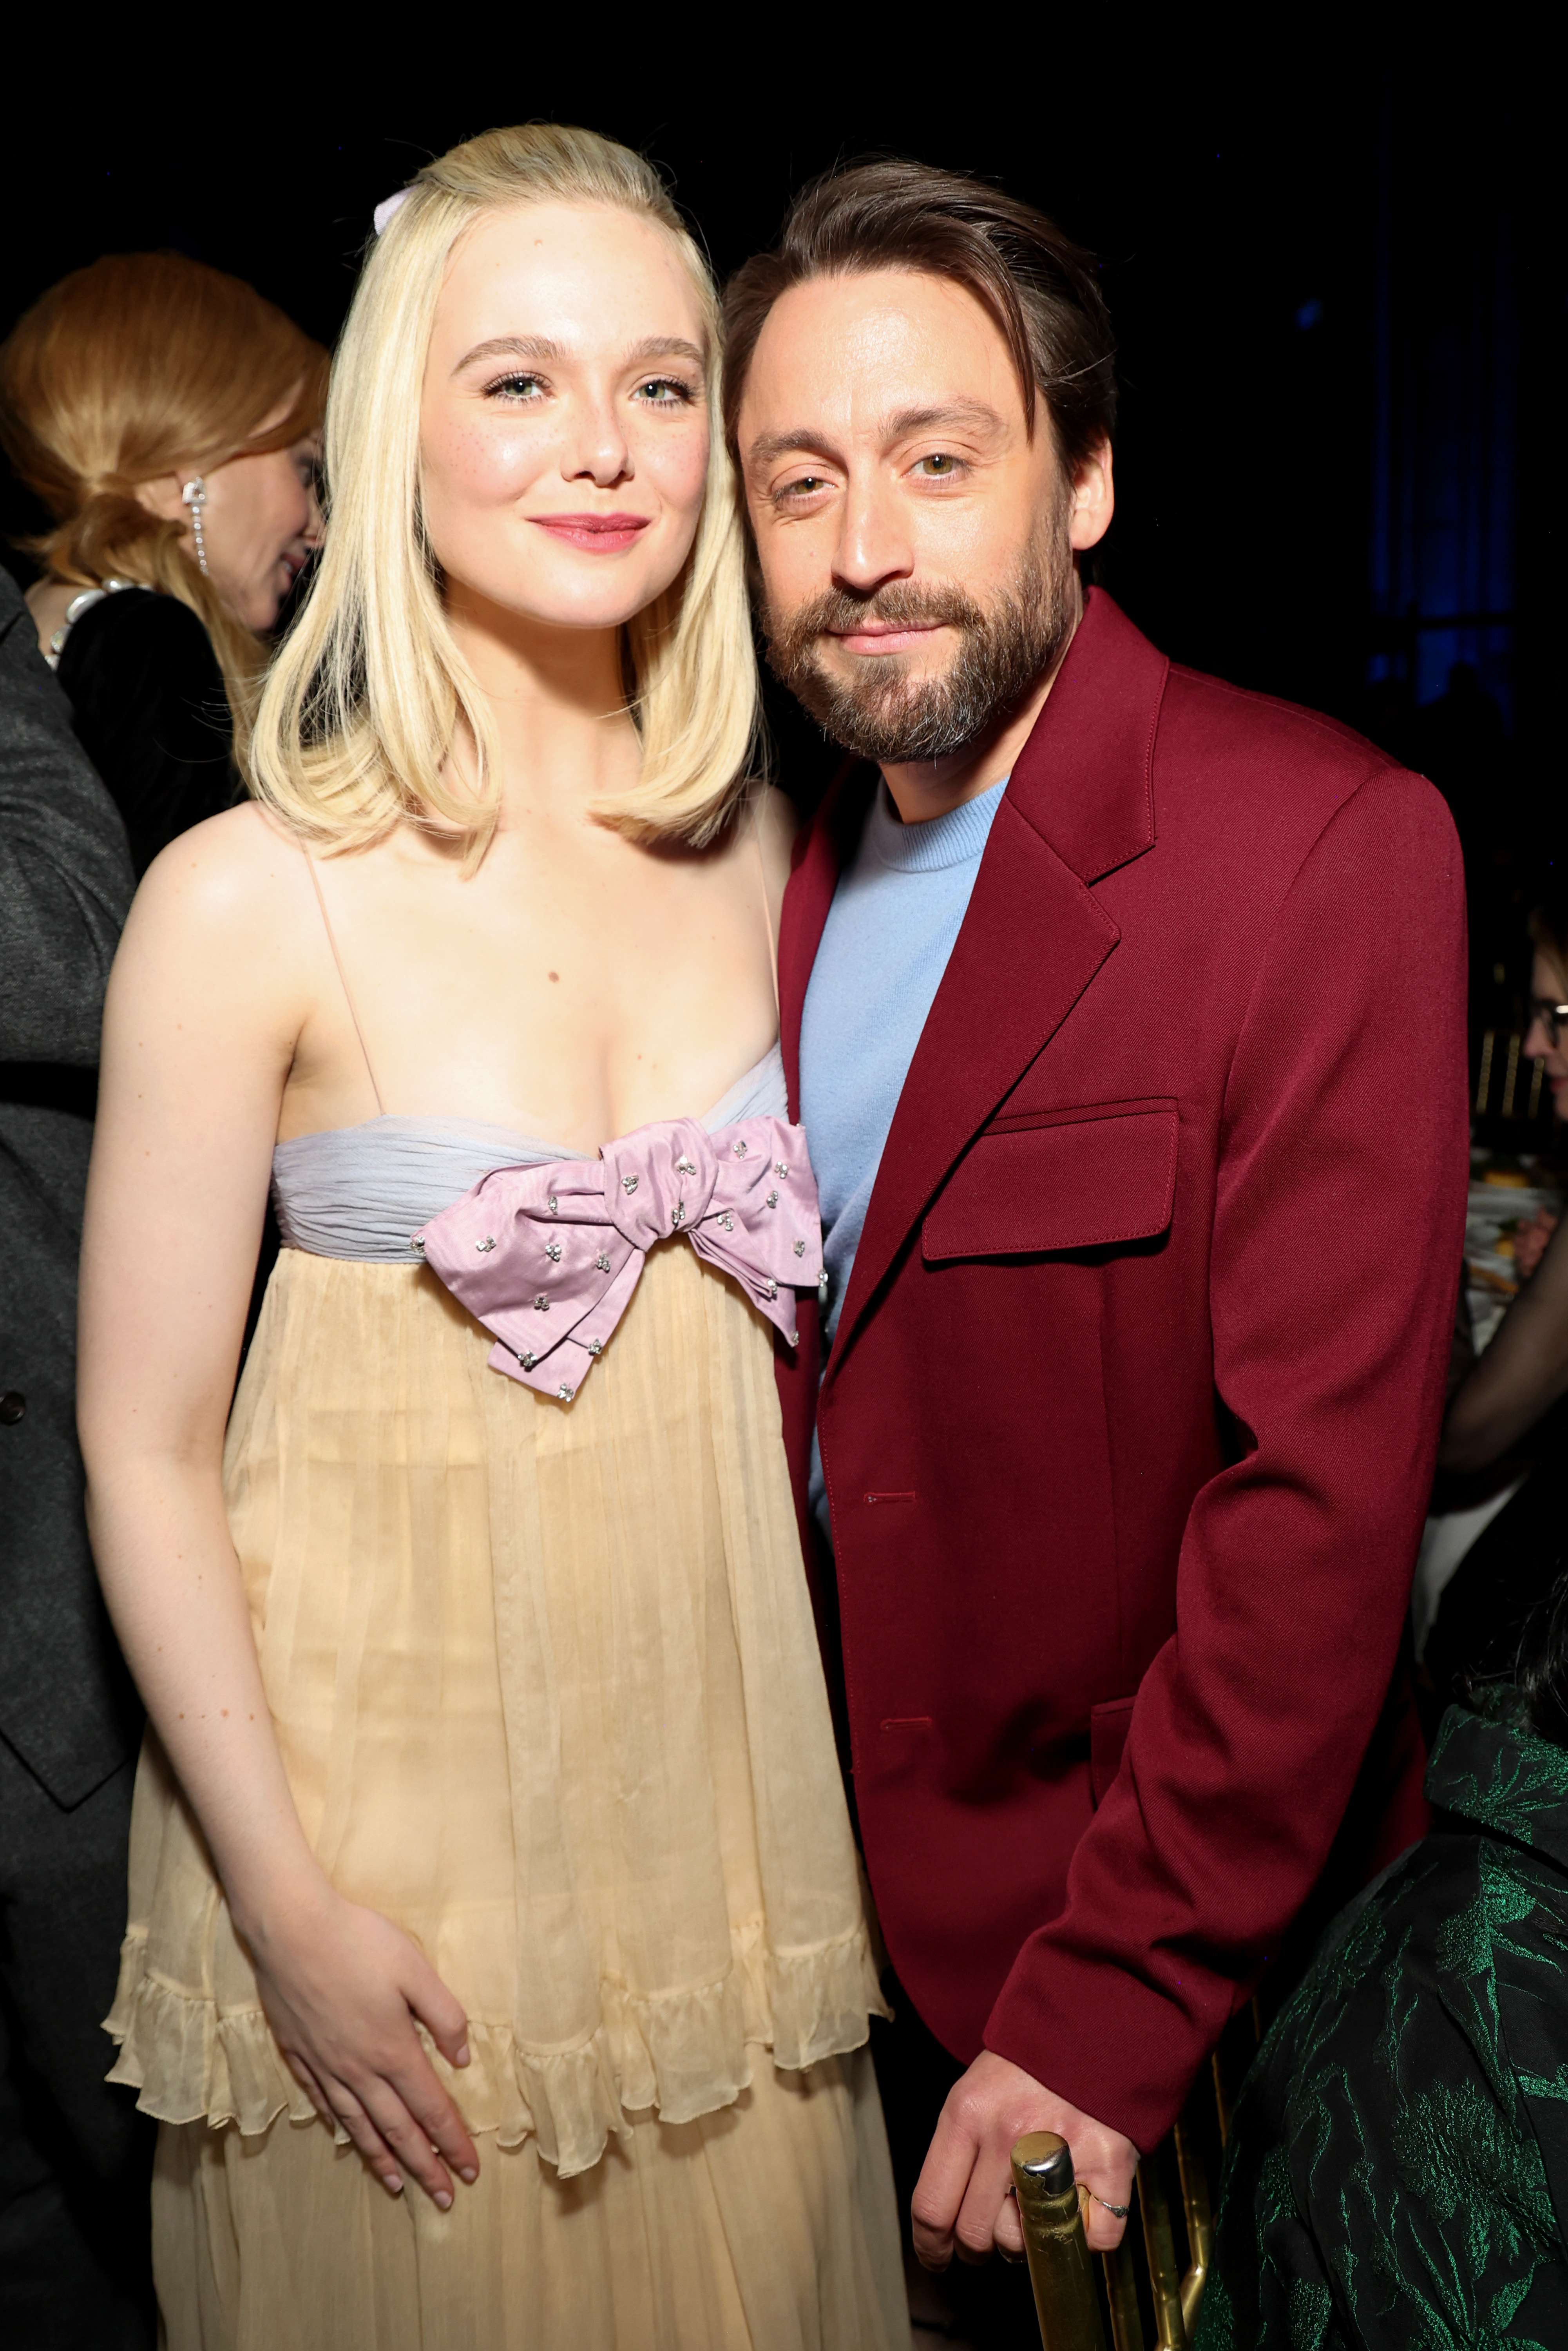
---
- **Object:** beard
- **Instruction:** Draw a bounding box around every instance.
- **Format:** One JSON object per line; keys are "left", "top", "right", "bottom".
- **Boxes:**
{"left": 761, "top": 528, "right": 1077, "bottom": 766}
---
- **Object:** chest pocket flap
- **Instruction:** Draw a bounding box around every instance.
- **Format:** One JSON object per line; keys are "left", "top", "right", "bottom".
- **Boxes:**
{"left": 923, "top": 1098, "right": 1178, "bottom": 1262}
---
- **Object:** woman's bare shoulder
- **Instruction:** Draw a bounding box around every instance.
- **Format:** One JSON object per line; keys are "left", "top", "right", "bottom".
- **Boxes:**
{"left": 129, "top": 802, "right": 317, "bottom": 937}
{"left": 114, "top": 806, "right": 332, "bottom": 1027}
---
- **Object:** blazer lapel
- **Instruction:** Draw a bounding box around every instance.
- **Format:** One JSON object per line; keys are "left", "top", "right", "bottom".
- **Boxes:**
{"left": 824, "top": 590, "right": 1170, "bottom": 1378}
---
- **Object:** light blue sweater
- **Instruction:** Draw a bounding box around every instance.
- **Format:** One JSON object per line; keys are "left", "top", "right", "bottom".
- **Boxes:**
{"left": 800, "top": 776, "right": 1007, "bottom": 1549}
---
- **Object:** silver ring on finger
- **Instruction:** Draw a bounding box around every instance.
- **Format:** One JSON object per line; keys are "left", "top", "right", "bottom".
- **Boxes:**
{"left": 1087, "top": 2188, "right": 1131, "bottom": 2221}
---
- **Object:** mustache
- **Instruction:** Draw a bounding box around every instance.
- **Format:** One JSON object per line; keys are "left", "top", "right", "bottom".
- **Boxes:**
{"left": 764, "top": 580, "right": 988, "bottom": 653}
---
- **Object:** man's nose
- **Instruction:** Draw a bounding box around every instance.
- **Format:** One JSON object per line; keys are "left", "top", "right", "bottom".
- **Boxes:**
{"left": 831, "top": 475, "right": 913, "bottom": 598}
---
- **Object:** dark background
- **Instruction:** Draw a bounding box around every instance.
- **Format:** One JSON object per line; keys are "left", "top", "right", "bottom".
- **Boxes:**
{"left": 2, "top": 48, "right": 1555, "bottom": 1027}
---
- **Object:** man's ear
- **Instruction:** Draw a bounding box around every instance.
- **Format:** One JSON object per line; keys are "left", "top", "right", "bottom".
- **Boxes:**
{"left": 132, "top": 473, "right": 190, "bottom": 526}
{"left": 1067, "top": 438, "right": 1114, "bottom": 554}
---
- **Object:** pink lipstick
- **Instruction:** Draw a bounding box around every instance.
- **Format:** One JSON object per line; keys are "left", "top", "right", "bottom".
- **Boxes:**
{"left": 530, "top": 512, "right": 651, "bottom": 554}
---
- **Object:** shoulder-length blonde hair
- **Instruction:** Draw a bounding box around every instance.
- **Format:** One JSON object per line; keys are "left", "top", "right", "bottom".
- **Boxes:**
{"left": 250, "top": 123, "right": 759, "bottom": 859}
{"left": 0, "top": 252, "right": 327, "bottom": 745}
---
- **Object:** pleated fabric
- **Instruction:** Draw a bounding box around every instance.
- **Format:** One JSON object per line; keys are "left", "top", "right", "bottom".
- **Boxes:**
{"left": 106, "top": 1239, "right": 905, "bottom": 2349}
{"left": 152, "top": 2050, "right": 902, "bottom": 2351}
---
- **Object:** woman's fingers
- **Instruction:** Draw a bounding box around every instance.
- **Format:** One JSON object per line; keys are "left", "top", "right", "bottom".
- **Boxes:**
{"left": 354, "top": 2073, "right": 460, "bottom": 2206}
{"left": 285, "top": 2050, "right": 335, "bottom": 2126}
{"left": 406, "top": 1956, "right": 472, "bottom": 2072}
{"left": 400, "top": 1959, "right": 480, "bottom": 2181}
{"left": 254, "top": 1893, "right": 479, "bottom": 2201}
{"left": 319, "top": 2075, "right": 407, "bottom": 2197}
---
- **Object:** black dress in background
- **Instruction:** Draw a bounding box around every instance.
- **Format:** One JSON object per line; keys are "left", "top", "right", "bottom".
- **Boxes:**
{"left": 55, "top": 584, "right": 279, "bottom": 1367}
{"left": 56, "top": 587, "right": 241, "bottom": 877}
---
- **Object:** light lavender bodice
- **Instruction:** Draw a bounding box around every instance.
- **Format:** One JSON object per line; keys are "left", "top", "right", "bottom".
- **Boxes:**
{"left": 272, "top": 1045, "right": 790, "bottom": 1264}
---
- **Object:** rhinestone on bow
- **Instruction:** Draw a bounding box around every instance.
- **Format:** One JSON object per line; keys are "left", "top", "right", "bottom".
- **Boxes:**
{"left": 793, "top": 1238, "right": 806, "bottom": 1257}
{"left": 596, "top": 1252, "right": 611, "bottom": 1273}
{"left": 557, "top": 1384, "right": 575, "bottom": 1402}
{"left": 766, "top": 1190, "right": 779, "bottom": 1208}
{"left": 732, "top": 1139, "right": 748, "bottom": 1157}
{"left": 623, "top": 1174, "right": 639, "bottom": 1194}
{"left": 547, "top": 1194, "right": 558, "bottom": 1215}
{"left": 533, "top": 1294, "right": 549, "bottom": 1311}
{"left": 676, "top": 1156, "right": 697, "bottom": 1176}
{"left": 476, "top": 1236, "right": 496, "bottom": 1253}
{"left": 544, "top": 1239, "right": 562, "bottom": 1262}
{"left": 775, "top": 1162, "right": 788, "bottom": 1177}
{"left": 587, "top": 1340, "right": 603, "bottom": 1356}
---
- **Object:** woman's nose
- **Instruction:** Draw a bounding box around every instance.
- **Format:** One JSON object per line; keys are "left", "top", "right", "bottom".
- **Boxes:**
{"left": 565, "top": 402, "right": 632, "bottom": 488}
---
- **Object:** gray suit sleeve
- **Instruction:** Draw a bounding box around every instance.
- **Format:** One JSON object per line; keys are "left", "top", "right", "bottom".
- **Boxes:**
{"left": 0, "top": 571, "right": 134, "bottom": 1064}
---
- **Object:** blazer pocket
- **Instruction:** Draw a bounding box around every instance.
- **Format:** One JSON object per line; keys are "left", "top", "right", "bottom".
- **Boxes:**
{"left": 1089, "top": 1695, "right": 1137, "bottom": 1807}
{"left": 922, "top": 1098, "right": 1178, "bottom": 1262}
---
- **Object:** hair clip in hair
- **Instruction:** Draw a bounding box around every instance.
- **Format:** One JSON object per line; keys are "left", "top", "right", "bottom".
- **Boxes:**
{"left": 181, "top": 477, "right": 209, "bottom": 576}
{"left": 373, "top": 189, "right": 413, "bottom": 237}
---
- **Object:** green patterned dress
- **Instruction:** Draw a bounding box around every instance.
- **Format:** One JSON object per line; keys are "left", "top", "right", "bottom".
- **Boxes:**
{"left": 1198, "top": 1696, "right": 1568, "bottom": 2350}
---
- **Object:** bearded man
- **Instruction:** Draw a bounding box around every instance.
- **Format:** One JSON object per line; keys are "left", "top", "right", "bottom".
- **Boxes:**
{"left": 722, "top": 160, "right": 1469, "bottom": 2314}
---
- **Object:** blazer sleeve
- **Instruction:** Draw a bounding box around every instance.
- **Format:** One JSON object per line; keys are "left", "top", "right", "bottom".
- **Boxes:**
{"left": 0, "top": 581, "right": 134, "bottom": 1066}
{"left": 983, "top": 763, "right": 1470, "bottom": 2150}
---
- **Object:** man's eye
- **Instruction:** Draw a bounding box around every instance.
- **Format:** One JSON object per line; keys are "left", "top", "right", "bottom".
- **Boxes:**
{"left": 916, "top": 453, "right": 960, "bottom": 477}
{"left": 781, "top": 475, "right": 830, "bottom": 500}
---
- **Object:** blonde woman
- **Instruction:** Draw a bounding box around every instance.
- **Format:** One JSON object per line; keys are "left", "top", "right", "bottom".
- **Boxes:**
{"left": 77, "top": 125, "right": 906, "bottom": 2349}
{"left": 0, "top": 255, "right": 325, "bottom": 876}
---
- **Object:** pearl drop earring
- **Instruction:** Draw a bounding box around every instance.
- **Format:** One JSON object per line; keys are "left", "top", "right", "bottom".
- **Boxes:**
{"left": 181, "top": 477, "right": 210, "bottom": 575}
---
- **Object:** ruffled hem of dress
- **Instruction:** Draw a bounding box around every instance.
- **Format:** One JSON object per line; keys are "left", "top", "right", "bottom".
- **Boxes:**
{"left": 104, "top": 1914, "right": 890, "bottom": 2180}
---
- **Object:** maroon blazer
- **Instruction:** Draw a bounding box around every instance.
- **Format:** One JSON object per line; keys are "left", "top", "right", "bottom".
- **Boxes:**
{"left": 774, "top": 589, "right": 1468, "bottom": 2152}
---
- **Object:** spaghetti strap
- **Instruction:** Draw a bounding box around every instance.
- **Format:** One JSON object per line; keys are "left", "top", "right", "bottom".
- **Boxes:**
{"left": 752, "top": 792, "right": 781, "bottom": 1026}
{"left": 303, "top": 851, "right": 387, "bottom": 1117}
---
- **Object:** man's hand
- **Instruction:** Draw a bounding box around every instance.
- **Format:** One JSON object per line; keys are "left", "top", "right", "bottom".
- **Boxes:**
{"left": 911, "top": 2049, "right": 1138, "bottom": 2264}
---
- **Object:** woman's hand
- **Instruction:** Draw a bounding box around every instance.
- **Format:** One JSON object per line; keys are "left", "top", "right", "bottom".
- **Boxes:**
{"left": 245, "top": 1876, "right": 479, "bottom": 2206}
{"left": 1515, "top": 1208, "right": 1559, "bottom": 1282}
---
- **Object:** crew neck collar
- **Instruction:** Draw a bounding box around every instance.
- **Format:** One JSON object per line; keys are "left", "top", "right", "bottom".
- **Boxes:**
{"left": 863, "top": 776, "right": 1008, "bottom": 875}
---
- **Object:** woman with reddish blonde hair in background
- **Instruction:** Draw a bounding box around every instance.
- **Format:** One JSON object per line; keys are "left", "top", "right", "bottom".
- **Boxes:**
{"left": 0, "top": 254, "right": 326, "bottom": 874}
{"left": 78, "top": 124, "right": 904, "bottom": 2349}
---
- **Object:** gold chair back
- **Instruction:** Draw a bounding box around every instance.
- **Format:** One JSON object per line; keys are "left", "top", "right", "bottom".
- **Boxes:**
{"left": 1010, "top": 2008, "right": 1248, "bottom": 2351}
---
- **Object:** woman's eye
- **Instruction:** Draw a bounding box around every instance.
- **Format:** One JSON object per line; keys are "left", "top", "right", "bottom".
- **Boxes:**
{"left": 634, "top": 377, "right": 695, "bottom": 405}
{"left": 486, "top": 372, "right": 545, "bottom": 402}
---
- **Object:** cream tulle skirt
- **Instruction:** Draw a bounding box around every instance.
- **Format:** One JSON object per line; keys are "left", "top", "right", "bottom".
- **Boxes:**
{"left": 107, "top": 1241, "right": 906, "bottom": 2349}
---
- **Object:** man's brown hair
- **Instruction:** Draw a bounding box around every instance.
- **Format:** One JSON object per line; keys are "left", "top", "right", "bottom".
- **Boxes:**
{"left": 722, "top": 158, "right": 1117, "bottom": 473}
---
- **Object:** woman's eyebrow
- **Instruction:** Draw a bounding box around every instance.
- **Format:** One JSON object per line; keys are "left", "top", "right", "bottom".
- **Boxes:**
{"left": 453, "top": 335, "right": 705, "bottom": 375}
{"left": 622, "top": 336, "right": 706, "bottom": 369}
{"left": 453, "top": 334, "right": 562, "bottom": 373}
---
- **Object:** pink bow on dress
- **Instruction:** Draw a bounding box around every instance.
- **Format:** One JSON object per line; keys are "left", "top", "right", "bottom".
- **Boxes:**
{"left": 414, "top": 1116, "right": 823, "bottom": 1402}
